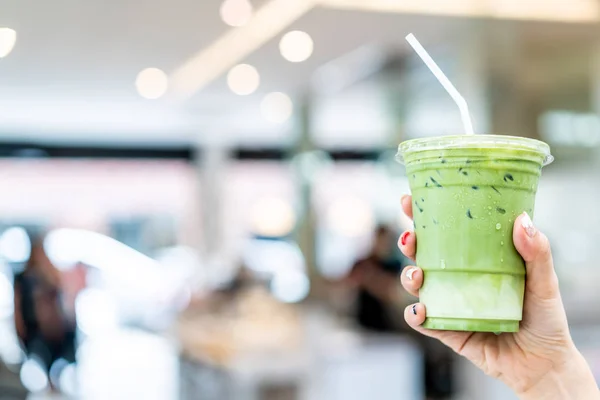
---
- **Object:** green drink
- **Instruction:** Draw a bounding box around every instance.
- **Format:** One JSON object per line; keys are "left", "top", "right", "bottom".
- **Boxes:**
{"left": 397, "top": 135, "right": 553, "bottom": 333}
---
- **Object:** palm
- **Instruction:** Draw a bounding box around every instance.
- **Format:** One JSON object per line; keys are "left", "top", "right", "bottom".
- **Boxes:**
{"left": 399, "top": 195, "right": 573, "bottom": 393}
{"left": 433, "top": 293, "right": 570, "bottom": 392}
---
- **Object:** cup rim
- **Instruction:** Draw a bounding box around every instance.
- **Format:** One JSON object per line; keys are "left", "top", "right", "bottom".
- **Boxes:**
{"left": 396, "top": 135, "right": 554, "bottom": 166}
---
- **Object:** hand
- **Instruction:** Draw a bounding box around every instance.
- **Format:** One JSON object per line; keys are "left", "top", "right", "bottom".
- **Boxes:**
{"left": 398, "top": 195, "right": 599, "bottom": 399}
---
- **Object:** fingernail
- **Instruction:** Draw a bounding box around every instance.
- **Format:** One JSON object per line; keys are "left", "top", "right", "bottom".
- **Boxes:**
{"left": 521, "top": 212, "right": 537, "bottom": 238}
{"left": 401, "top": 194, "right": 409, "bottom": 204}
{"left": 412, "top": 304, "right": 417, "bottom": 315}
{"left": 405, "top": 267, "right": 417, "bottom": 281}
{"left": 400, "top": 231, "right": 411, "bottom": 246}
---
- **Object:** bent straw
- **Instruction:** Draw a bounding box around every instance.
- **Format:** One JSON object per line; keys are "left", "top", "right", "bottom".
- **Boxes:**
{"left": 405, "top": 33, "right": 475, "bottom": 135}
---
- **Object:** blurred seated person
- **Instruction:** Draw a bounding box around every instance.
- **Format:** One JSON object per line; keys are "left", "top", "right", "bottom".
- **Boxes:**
{"left": 346, "top": 225, "right": 407, "bottom": 333}
{"left": 347, "top": 225, "right": 454, "bottom": 399}
{"left": 220, "top": 264, "right": 256, "bottom": 295}
{"left": 13, "top": 235, "right": 77, "bottom": 390}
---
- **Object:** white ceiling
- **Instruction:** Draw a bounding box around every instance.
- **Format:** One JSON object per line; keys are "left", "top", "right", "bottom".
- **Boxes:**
{"left": 0, "top": 0, "right": 597, "bottom": 145}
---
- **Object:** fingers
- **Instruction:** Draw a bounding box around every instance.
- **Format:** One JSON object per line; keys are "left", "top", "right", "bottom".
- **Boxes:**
{"left": 399, "top": 195, "right": 416, "bottom": 261}
{"left": 398, "top": 230, "right": 416, "bottom": 261}
{"left": 403, "top": 303, "right": 486, "bottom": 364}
{"left": 404, "top": 302, "right": 426, "bottom": 327}
{"left": 400, "top": 266, "right": 423, "bottom": 297}
{"left": 401, "top": 195, "right": 413, "bottom": 220}
{"left": 513, "top": 212, "right": 559, "bottom": 300}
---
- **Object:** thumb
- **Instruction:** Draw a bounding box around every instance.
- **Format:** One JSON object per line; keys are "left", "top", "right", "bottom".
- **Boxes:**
{"left": 513, "top": 212, "right": 559, "bottom": 300}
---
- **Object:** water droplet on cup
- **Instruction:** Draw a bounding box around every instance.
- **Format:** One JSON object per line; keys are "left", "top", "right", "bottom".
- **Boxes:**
{"left": 500, "top": 241, "right": 504, "bottom": 246}
{"left": 496, "top": 223, "right": 501, "bottom": 230}
{"left": 501, "top": 258, "right": 504, "bottom": 263}
{"left": 440, "top": 260, "right": 446, "bottom": 269}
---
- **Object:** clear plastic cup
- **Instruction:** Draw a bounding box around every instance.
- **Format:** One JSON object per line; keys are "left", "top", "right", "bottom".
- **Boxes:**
{"left": 397, "top": 135, "right": 553, "bottom": 332}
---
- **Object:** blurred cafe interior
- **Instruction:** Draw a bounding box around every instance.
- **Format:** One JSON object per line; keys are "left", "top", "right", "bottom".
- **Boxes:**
{"left": 1, "top": 0, "right": 600, "bottom": 399}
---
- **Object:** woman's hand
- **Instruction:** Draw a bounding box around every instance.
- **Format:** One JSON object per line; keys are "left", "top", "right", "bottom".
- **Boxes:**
{"left": 398, "top": 195, "right": 599, "bottom": 399}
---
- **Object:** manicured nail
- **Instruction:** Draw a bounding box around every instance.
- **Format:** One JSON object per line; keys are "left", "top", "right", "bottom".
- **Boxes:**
{"left": 401, "top": 194, "right": 409, "bottom": 204}
{"left": 521, "top": 212, "right": 537, "bottom": 238}
{"left": 405, "top": 267, "right": 418, "bottom": 281}
{"left": 412, "top": 304, "right": 417, "bottom": 315}
{"left": 400, "top": 231, "right": 411, "bottom": 246}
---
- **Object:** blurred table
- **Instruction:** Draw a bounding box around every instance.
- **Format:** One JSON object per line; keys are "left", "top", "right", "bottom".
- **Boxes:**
{"left": 178, "top": 299, "right": 423, "bottom": 400}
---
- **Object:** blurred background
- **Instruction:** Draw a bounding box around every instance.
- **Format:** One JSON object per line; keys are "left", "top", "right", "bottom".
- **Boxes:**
{"left": 1, "top": 0, "right": 600, "bottom": 399}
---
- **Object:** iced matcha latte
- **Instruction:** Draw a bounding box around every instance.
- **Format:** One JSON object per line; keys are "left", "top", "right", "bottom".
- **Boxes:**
{"left": 397, "top": 135, "right": 553, "bottom": 333}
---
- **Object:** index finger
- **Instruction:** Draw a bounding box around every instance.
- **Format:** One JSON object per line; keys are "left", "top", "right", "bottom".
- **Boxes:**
{"left": 401, "top": 195, "right": 413, "bottom": 220}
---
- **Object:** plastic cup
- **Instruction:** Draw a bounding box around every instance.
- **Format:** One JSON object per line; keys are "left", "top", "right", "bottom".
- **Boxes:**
{"left": 396, "top": 135, "right": 553, "bottom": 333}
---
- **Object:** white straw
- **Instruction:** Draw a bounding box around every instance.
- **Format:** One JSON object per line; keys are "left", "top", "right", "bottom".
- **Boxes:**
{"left": 405, "top": 33, "right": 475, "bottom": 135}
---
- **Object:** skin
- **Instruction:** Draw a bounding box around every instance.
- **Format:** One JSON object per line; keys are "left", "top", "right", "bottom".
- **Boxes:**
{"left": 398, "top": 195, "right": 599, "bottom": 400}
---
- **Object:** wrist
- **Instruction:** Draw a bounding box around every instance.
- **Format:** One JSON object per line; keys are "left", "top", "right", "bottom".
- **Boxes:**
{"left": 520, "top": 347, "right": 599, "bottom": 400}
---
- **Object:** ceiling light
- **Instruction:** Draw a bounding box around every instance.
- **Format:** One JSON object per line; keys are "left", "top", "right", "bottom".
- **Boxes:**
{"left": 261, "top": 92, "right": 293, "bottom": 124}
{"left": 170, "top": 0, "right": 319, "bottom": 100}
{"left": 220, "top": 0, "right": 253, "bottom": 27}
{"left": 0, "top": 28, "right": 17, "bottom": 58}
{"left": 320, "top": 0, "right": 599, "bottom": 22}
{"left": 279, "top": 30, "right": 313, "bottom": 63}
{"left": 227, "top": 63, "right": 260, "bottom": 95}
{"left": 135, "top": 68, "right": 169, "bottom": 100}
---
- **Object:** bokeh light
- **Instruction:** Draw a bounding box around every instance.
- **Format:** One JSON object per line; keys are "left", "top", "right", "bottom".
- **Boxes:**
{"left": 135, "top": 68, "right": 169, "bottom": 100}
{"left": 20, "top": 358, "right": 49, "bottom": 393}
{"left": 279, "top": 30, "right": 314, "bottom": 63}
{"left": 326, "top": 197, "right": 375, "bottom": 237}
{"left": 75, "top": 288, "right": 119, "bottom": 336}
{"left": 270, "top": 270, "right": 310, "bottom": 303}
{"left": 220, "top": 0, "right": 253, "bottom": 27}
{"left": 0, "top": 226, "right": 31, "bottom": 263}
{"left": 250, "top": 197, "right": 296, "bottom": 237}
{"left": 261, "top": 92, "right": 294, "bottom": 124}
{"left": 0, "top": 28, "right": 17, "bottom": 58}
{"left": 243, "top": 239, "right": 305, "bottom": 275}
{"left": 0, "top": 274, "right": 13, "bottom": 319}
{"left": 227, "top": 64, "right": 260, "bottom": 95}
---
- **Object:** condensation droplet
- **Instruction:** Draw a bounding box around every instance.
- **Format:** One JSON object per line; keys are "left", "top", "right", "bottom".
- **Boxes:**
{"left": 501, "top": 258, "right": 504, "bottom": 263}
{"left": 500, "top": 241, "right": 504, "bottom": 246}
{"left": 441, "top": 259, "right": 446, "bottom": 269}
{"left": 496, "top": 223, "right": 501, "bottom": 230}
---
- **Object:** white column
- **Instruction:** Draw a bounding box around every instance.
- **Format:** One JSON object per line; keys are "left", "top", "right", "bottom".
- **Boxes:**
{"left": 199, "top": 142, "right": 229, "bottom": 257}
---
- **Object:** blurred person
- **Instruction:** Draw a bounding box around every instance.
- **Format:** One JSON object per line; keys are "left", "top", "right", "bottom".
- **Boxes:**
{"left": 346, "top": 225, "right": 454, "bottom": 399}
{"left": 346, "top": 225, "right": 405, "bottom": 333}
{"left": 60, "top": 261, "right": 88, "bottom": 331}
{"left": 13, "top": 235, "right": 76, "bottom": 391}
{"left": 398, "top": 195, "right": 599, "bottom": 399}
{"left": 220, "top": 264, "right": 257, "bottom": 296}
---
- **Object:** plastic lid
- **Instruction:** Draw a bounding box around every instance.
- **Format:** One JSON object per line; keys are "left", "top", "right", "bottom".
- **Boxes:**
{"left": 396, "top": 135, "right": 554, "bottom": 166}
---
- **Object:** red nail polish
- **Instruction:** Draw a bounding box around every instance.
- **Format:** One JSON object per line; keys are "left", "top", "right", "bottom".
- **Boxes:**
{"left": 400, "top": 231, "right": 411, "bottom": 246}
